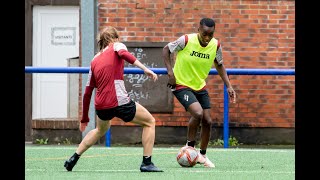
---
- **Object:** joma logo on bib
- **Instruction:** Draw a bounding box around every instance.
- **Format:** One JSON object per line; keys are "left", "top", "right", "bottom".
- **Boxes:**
{"left": 190, "top": 51, "right": 210, "bottom": 59}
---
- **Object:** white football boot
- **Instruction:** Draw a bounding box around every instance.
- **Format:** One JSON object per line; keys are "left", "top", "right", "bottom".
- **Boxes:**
{"left": 196, "top": 151, "right": 215, "bottom": 168}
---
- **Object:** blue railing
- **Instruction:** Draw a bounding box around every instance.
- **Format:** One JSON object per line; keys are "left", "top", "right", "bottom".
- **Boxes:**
{"left": 25, "top": 66, "right": 295, "bottom": 148}
{"left": 25, "top": 66, "right": 295, "bottom": 75}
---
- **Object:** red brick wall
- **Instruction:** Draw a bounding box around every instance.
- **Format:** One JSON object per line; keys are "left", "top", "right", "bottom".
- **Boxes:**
{"left": 95, "top": 0, "right": 295, "bottom": 128}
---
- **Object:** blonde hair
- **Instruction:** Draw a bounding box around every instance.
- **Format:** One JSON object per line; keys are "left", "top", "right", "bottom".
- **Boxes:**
{"left": 97, "top": 26, "right": 119, "bottom": 51}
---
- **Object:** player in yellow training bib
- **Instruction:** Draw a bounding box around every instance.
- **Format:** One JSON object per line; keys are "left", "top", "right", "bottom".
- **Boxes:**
{"left": 162, "top": 17, "right": 237, "bottom": 168}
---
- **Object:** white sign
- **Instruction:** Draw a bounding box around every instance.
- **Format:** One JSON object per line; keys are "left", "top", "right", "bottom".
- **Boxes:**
{"left": 51, "top": 27, "right": 76, "bottom": 45}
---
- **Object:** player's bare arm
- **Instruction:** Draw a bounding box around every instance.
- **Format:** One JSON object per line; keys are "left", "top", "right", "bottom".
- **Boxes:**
{"left": 214, "top": 60, "right": 236, "bottom": 103}
{"left": 162, "top": 45, "right": 176, "bottom": 89}
{"left": 133, "top": 60, "right": 158, "bottom": 82}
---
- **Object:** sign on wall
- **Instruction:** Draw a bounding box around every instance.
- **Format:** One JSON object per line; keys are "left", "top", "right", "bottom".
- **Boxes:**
{"left": 51, "top": 27, "right": 76, "bottom": 46}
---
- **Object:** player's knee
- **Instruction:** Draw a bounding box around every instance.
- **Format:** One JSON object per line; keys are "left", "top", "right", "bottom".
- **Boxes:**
{"left": 192, "top": 111, "right": 203, "bottom": 121}
{"left": 202, "top": 118, "right": 213, "bottom": 126}
{"left": 96, "top": 130, "right": 104, "bottom": 137}
{"left": 149, "top": 117, "right": 156, "bottom": 126}
{"left": 96, "top": 127, "right": 108, "bottom": 137}
{"left": 144, "top": 117, "right": 155, "bottom": 127}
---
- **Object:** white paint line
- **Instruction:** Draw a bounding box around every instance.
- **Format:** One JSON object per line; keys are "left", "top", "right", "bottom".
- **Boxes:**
{"left": 25, "top": 168, "right": 295, "bottom": 174}
{"left": 25, "top": 146, "right": 294, "bottom": 153}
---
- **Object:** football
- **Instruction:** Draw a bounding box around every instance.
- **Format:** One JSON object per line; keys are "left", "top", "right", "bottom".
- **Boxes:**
{"left": 176, "top": 146, "right": 199, "bottom": 167}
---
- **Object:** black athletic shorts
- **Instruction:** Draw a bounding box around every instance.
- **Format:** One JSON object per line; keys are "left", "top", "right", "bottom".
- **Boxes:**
{"left": 95, "top": 99, "right": 136, "bottom": 122}
{"left": 172, "top": 88, "right": 211, "bottom": 111}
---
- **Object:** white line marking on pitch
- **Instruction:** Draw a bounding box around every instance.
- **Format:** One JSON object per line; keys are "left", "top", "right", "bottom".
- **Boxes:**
{"left": 25, "top": 146, "right": 294, "bottom": 153}
{"left": 25, "top": 168, "right": 295, "bottom": 174}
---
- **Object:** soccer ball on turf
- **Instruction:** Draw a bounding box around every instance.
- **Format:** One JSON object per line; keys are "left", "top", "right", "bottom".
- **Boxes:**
{"left": 176, "top": 146, "right": 199, "bottom": 167}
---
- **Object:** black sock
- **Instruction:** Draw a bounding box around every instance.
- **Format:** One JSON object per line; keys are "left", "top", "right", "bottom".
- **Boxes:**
{"left": 200, "top": 149, "right": 206, "bottom": 155}
{"left": 72, "top": 153, "right": 80, "bottom": 159}
{"left": 143, "top": 156, "right": 152, "bottom": 165}
{"left": 187, "top": 140, "right": 195, "bottom": 147}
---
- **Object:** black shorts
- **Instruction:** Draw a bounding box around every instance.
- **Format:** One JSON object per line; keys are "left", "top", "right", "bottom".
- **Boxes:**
{"left": 95, "top": 99, "right": 136, "bottom": 122}
{"left": 173, "top": 88, "right": 211, "bottom": 111}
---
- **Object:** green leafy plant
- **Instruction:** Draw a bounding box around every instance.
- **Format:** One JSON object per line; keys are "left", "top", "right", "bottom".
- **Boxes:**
{"left": 63, "top": 138, "right": 72, "bottom": 145}
{"left": 228, "top": 136, "right": 240, "bottom": 146}
{"left": 209, "top": 136, "right": 241, "bottom": 147}
{"left": 35, "top": 138, "right": 48, "bottom": 145}
{"left": 212, "top": 139, "right": 224, "bottom": 146}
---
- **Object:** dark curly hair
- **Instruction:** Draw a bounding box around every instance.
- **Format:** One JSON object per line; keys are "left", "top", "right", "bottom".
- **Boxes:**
{"left": 200, "top": 18, "right": 215, "bottom": 28}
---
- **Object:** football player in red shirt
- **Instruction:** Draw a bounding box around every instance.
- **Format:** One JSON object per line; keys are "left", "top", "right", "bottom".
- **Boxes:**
{"left": 64, "top": 26, "right": 163, "bottom": 172}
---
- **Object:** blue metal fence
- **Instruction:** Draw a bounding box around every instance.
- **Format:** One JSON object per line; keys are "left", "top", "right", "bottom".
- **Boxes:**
{"left": 25, "top": 66, "right": 295, "bottom": 148}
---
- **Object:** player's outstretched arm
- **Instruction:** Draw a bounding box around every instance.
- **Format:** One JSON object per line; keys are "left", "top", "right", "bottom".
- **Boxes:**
{"left": 133, "top": 60, "right": 158, "bottom": 82}
{"left": 117, "top": 47, "right": 158, "bottom": 82}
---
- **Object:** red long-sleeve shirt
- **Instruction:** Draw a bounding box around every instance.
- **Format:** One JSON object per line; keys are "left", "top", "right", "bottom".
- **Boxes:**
{"left": 81, "top": 42, "right": 136, "bottom": 123}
